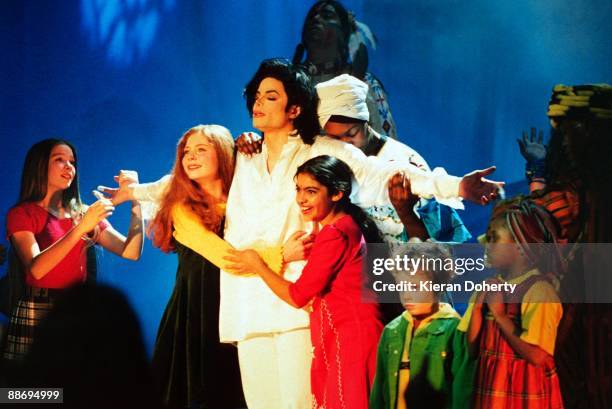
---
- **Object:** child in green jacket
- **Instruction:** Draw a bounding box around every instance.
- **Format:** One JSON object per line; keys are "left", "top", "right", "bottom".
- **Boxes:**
{"left": 369, "top": 244, "right": 475, "bottom": 409}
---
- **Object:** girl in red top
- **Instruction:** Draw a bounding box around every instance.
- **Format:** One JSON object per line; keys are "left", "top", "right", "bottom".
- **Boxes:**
{"left": 225, "top": 155, "right": 383, "bottom": 409}
{"left": 3, "top": 138, "right": 144, "bottom": 360}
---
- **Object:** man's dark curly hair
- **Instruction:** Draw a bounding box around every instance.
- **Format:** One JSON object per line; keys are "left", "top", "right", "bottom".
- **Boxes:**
{"left": 244, "top": 58, "right": 320, "bottom": 145}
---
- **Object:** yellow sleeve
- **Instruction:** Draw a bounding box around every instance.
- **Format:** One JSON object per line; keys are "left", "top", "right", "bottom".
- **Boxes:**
{"left": 252, "top": 245, "right": 284, "bottom": 276}
{"left": 172, "top": 205, "right": 284, "bottom": 275}
{"left": 172, "top": 204, "right": 233, "bottom": 270}
{"left": 520, "top": 281, "right": 562, "bottom": 356}
{"left": 457, "top": 292, "right": 478, "bottom": 332}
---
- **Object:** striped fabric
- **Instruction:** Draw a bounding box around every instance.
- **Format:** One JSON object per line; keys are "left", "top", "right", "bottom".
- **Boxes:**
{"left": 532, "top": 190, "right": 580, "bottom": 242}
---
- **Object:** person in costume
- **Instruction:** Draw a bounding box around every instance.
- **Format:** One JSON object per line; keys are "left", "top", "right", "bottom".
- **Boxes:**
{"left": 293, "top": 0, "right": 399, "bottom": 139}
{"left": 3, "top": 138, "right": 143, "bottom": 361}
{"left": 316, "top": 74, "right": 472, "bottom": 244}
{"left": 224, "top": 154, "right": 384, "bottom": 409}
{"left": 370, "top": 243, "right": 474, "bottom": 409}
{"left": 460, "top": 199, "right": 564, "bottom": 409}
{"left": 519, "top": 84, "right": 612, "bottom": 409}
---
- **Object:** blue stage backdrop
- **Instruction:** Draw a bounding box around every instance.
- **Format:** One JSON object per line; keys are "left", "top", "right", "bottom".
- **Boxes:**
{"left": 1, "top": 0, "right": 610, "bottom": 354}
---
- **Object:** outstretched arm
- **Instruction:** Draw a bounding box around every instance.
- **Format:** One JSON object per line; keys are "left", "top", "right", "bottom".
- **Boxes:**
{"left": 98, "top": 170, "right": 171, "bottom": 207}
{"left": 315, "top": 137, "right": 504, "bottom": 209}
{"left": 96, "top": 199, "right": 144, "bottom": 261}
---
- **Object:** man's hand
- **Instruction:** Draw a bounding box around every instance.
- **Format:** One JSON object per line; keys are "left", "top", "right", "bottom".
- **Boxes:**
{"left": 97, "top": 170, "right": 139, "bottom": 206}
{"left": 235, "top": 132, "right": 263, "bottom": 156}
{"left": 459, "top": 166, "right": 505, "bottom": 205}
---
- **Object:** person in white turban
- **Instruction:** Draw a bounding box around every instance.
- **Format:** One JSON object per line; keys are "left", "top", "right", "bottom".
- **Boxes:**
{"left": 316, "top": 74, "right": 473, "bottom": 244}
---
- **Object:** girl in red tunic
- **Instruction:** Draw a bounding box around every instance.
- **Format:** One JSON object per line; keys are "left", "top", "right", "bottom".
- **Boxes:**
{"left": 225, "top": 155, "right": 383, "bottom": 409}
{"left": 3, "top": 138, "right": 144, "bottom": 361}
{"left": 459, "top": 199, "right": 564, "bottom": 409}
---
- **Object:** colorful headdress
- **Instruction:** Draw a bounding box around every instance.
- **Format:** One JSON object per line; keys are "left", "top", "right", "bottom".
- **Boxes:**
{"left": 547, "top": 84, "right": 612, "bottom": 125}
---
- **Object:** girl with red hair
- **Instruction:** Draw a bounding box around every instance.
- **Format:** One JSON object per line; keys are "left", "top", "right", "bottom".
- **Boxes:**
{"left": 145, "top": 125, "right": 288, "bottom": 409}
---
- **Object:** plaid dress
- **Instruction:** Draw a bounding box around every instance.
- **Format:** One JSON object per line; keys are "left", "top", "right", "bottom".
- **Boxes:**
{"left": 3, "top": 287, "right": 63, "bottom": 360}
{"left": 474, "top": 275, "right": 564, "bottom": 409}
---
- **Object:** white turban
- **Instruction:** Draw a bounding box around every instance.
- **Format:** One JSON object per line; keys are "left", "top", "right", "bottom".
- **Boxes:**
{"left": 316, "top": 74, "right": 370, "bottom": 128}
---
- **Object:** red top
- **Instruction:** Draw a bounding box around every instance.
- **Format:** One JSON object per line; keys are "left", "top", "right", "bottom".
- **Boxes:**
{"left": 289, "top": 214, "right": 382, "bottom": 409}
{"left": 6, "top": 202, "right": 109, "bottom": 289}
{"left": 289, "top": 214, "right": 379, "bottom": 312}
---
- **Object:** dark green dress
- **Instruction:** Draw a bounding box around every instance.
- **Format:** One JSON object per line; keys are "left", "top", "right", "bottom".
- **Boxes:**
{"left": 151, "top": 241, "right": 245, "bottom": 409}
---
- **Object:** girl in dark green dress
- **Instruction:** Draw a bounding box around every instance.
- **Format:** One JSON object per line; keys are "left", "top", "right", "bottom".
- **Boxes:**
{"left": 147, "top": 125, "right": 245, "bottom": 409}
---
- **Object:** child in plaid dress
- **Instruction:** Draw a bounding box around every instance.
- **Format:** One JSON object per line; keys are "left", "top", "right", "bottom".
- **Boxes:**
{"left": 459, "top": 199, "right": 564, "bottom": 408}
{"left": 3, "top": 138, "right": 143, "bottom": 361}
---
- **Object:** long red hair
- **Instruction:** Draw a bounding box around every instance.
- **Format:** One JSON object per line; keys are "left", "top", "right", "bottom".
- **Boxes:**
{"left": 148, "top": 125, "right": 235, "bottom": 252}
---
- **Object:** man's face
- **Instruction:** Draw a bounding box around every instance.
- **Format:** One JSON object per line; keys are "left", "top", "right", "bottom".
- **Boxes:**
{"left": 323, "top": 121, "right": 367, "bottom": 151}
{"left": 252, "top": 77, "right": 296, "bottom": 132}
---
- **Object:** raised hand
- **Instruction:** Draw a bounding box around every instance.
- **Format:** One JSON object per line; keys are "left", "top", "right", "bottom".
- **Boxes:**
{"left": 517, "top": 127, "right": 547, "bottom": 163}
{"left": 97, "top": 170, "right": 139, "bottom": 205}
{"left": 77, "top": 198, "right": 115, "bottom": 235}
{"left": 282, "top": 231, "right": 315, "bottom": 263}
{"left": 388, "top": 172, "right": 419, "bottom": 211}
{"left": 388, "top": 172, "right": 429, "bottom": 239}
{"left": 235, "top": 132, "right": 263, "bottom": 156}
{"left": 459, "top": 166, "right": 505, "bottom": 205}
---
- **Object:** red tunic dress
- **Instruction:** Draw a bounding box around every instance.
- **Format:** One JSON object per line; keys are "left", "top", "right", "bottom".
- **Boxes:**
{"left": 289, "top": 215, "right": 383, "bottom": 409}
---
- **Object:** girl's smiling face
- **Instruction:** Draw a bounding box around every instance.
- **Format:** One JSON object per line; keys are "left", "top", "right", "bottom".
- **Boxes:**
{"left": 47, "top": 144, "right": 76, "bottom": 192}
{"left": 181, "top": 132, "right": 219, "bottom": 185}
{"left": 295, "top": 172, "right": 342, "bottom": 225}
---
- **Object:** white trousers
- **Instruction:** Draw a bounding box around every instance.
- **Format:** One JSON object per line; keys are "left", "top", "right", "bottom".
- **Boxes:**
{"left": 237, "top": 328, "right": 312, "bottom": 409}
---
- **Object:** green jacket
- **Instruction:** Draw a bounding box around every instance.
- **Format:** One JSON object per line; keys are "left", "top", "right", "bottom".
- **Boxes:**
{"left": 369, "top": 305, "right": 475, "bottom": 409}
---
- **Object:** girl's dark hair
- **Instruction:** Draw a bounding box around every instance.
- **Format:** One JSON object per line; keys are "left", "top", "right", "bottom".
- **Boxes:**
{"left": 17, "top": 138, "right": 82, "bottom": 212}
{"left": 295, "top": 155, "right": 382, "bottom": 243}
{"left": 244, "top": 58, "right": 320, "bottom": 145}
